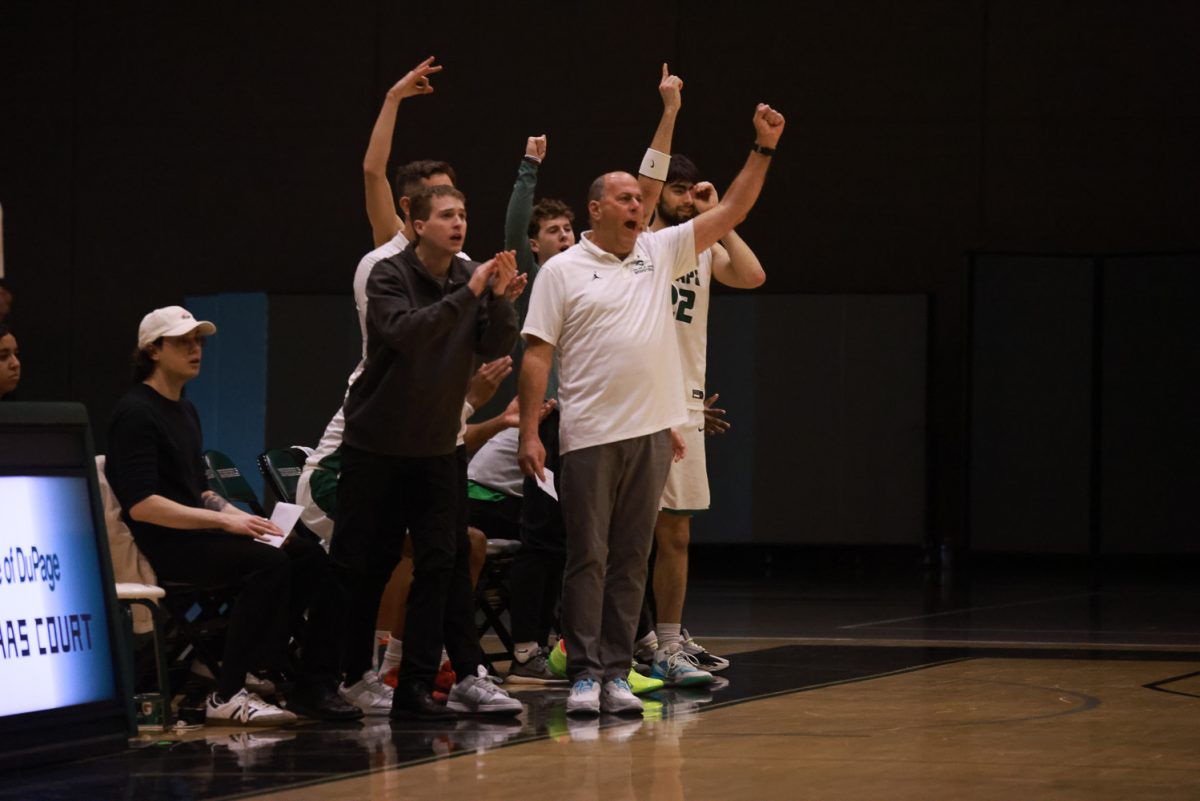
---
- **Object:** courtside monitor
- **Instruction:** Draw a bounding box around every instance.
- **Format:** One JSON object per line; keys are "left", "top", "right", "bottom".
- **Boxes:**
{"left": 0, "top": 403, "right": 132, "bottom": 767}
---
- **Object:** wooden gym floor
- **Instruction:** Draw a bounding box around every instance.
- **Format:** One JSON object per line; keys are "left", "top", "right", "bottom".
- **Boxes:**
{"left": 4, "top": 568, "right": 1199, "bottom": 800}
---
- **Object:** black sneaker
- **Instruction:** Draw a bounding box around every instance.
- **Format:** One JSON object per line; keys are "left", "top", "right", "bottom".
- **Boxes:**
{"left": 285, "top": 683, "right": 364, "bottom": 721}
{"left": 506, "top": 648, "right": 569, "bottom": 685}
{"left": 391, "top": 679, "right": 456, "bottom": 721}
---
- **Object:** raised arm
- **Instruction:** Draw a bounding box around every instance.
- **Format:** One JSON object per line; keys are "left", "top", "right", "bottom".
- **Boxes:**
{"left": 363, "top": 57, "right": 442, "bottom": 246}
{"left": 638, "top": 64, "right": 683, "bottom": 223}
{"left": 505, "top": 135, "right": 545, "bottom": 320}
{"left": 692, "top": 104, "right": 786, "bottom": 255}
{"left": 691, "top": 183, "right": 766, "bottom": 289}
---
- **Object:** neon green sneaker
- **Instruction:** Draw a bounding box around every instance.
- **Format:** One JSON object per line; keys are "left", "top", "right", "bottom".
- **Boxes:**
{"left": 547, "top": 638, "right": 568, "bottom": 679}
{"left": 626, "top": 666, "right": 664, "bottom": 695}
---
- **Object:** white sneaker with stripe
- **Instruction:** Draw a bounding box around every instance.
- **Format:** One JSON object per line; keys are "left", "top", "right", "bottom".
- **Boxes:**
{"left": 206, "top": 689, "right": 297, "bottom": 726}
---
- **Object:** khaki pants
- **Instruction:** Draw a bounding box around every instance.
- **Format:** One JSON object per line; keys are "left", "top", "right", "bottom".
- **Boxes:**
{"left": 559, "top": 430, "right": 673, "bottom": 682}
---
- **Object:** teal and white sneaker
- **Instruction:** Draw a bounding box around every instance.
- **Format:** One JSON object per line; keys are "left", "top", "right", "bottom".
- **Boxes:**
{"left": 565, "top": 677, "right": 601, "bottom": 716}
{"left": 651, "top": 645, "right": 715, "bottom": 687}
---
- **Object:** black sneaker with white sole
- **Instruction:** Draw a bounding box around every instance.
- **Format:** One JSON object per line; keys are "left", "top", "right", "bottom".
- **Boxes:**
{"left": 506, "top": 648, "right": 569, "bottom": 685}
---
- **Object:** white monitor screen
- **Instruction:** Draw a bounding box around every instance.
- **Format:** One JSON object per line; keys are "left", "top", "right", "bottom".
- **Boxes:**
{"left": 0, "top": 475, "right": 117, "bottom": 716}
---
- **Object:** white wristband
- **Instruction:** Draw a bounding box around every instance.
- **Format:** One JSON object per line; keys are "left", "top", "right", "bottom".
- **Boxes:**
{"left": 638, "top": 148, "right": 670, "bottom": 182}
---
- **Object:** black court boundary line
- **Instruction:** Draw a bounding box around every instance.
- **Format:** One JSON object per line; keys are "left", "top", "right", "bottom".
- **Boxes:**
{"left": 1144, "top": 669, "right": 1200, "bottom": 699}
{"left": 169, "top": 643, "right": 1200, "bottom": 801}
{"left": 698, "top": 655, "right": 976, "bottom": 716}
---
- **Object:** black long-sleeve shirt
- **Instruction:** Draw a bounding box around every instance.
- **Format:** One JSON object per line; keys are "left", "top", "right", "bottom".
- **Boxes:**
{"left": 105, "top": 383, "right": 207, "bottom": 542}
{"left": 343, "top": 243, "right": 518, "bottom": 457}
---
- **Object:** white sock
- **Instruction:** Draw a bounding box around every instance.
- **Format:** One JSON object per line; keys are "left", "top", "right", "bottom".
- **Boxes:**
{"left": 372, "top": 630, "right": 390, "bottom": 670}
{"left": 513, "top": 641, "right": 539, "bottom": 664}
{"left": 657, "top": 623, "right": 682, "bottom": 652}
{"left": 379, "top": 636, "right": 404, "bottom": 674}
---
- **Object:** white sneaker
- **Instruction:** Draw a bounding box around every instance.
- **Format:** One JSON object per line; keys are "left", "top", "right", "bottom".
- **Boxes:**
{"left": 565, "top": 677, "right": 601, "bottom": 716}
{"left": 447, "top": 665, "right": 523, "bottom": 715}
{"left": 206, "top": 689, "right": 297, "bottom": 726}
{"left": 600, "top": 677, "right": 644, "bottom": 714}
{"left": 338, "top": 670, "right": 394, "bottom": 716}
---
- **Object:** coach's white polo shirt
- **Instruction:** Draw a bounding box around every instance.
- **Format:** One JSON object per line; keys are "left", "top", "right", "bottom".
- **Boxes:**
{"left": 522, "top": 220, "right": 698, "bottom": 454}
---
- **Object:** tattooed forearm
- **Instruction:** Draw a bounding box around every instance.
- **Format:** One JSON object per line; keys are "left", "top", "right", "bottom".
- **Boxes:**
{"left": 202, "top": 492, "right": 229, "bottom": 512}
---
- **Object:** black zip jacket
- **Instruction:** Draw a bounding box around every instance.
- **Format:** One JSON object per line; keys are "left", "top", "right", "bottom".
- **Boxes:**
{"left": 343, "top": 243, "right": 518, "bottom": 456}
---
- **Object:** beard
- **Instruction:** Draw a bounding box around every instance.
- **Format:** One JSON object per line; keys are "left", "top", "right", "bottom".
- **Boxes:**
{"left": 656, "top": 203, "right": 696, "bottom": 226}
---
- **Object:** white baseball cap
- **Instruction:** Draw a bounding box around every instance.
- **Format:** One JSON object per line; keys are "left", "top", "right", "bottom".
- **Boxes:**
{"left": 137, "top": 306, "right": 217, "bottom": 349}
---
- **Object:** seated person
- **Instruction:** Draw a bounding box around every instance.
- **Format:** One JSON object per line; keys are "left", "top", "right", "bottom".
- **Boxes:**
{"left": 467, "top": 429, "right": 522, "bottom": 542}
{"left": 0, "top": 322, "right": 19, "bottom": 400}
{"left": 464, "top": 394, "right": 555, "bottom": 541}
{"left": 105, "top": 306, "right": 326, "bottom": 725}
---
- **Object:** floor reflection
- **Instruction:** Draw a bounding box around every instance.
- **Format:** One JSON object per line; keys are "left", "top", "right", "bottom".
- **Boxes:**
{"left": 6, "top": 569, "right": 1200, "bottom": 800}
{"left": 0, "top": 680, "right": 730, "bottom": 801}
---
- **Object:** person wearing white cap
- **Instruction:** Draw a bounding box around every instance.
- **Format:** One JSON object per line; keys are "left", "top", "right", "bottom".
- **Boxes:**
{"left": 105, "top": 305, "right": 327, "bottom": 725}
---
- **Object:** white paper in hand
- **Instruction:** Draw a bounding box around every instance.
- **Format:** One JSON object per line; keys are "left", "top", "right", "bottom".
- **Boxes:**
{"left": 536, "top": 468, "right": 558, "bottom": 501}
{"left": 259, "top": 502, "right": 304, "bottom": 548}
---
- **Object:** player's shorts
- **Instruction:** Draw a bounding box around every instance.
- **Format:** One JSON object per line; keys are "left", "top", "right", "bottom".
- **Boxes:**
{"left": 295, "top": 466, "right": 336, "bottom": 546}
{"left": 659, "top": 408, "right": 709, "bottom": 514}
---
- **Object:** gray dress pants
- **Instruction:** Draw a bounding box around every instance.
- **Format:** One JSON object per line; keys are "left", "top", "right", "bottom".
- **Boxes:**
{"left": 559, "top": 429, "right": 673, "bottom": 682}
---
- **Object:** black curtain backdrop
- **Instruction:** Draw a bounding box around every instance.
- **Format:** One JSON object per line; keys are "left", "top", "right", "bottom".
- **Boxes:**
{"left": 2, "top": 1, "right": 1198, "bottom": 552}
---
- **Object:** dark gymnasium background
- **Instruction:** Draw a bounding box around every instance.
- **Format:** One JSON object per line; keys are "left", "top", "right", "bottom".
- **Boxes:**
{"left": 2, "top": 1, "right": 1197, "bottom": 563}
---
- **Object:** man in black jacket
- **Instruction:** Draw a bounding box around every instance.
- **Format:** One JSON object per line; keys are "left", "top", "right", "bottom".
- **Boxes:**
{"left": 294, "top": 185, "right": 525, "bottom": 719}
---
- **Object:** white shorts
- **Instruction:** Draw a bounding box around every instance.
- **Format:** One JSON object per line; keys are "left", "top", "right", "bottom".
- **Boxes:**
{"left": 659, "top": 409, "right": 709, "bottom": 513}
{"left": 295, "top": 466, "right": 334, "bottom": 548}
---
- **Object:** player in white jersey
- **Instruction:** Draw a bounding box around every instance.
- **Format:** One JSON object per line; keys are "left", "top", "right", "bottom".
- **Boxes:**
{"left": 648, "top": 154, "right": 766, "bottom": 686}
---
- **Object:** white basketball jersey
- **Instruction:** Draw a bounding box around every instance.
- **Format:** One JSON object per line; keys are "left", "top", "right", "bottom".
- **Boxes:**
{"left": 671, "top": 248, "right": 713, "bottom": 410}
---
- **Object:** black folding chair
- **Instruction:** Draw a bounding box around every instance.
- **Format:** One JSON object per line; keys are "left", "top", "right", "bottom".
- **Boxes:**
{"left": 475, "top": 538, "right": 522, "bottom": 671}
{"left": 258, "top": 447, "right": 308, "bottom": 505}
{"left": 203, "top": 449, "right": 266, "bottom": 515}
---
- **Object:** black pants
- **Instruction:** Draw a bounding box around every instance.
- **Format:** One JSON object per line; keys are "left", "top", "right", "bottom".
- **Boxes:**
{"left": 509, "top": 409, "right": 567, "bottom": 646}
{"left": 303, "top": 445, "right": 483, "bottom": 687}
{"left": 468, "top": 494, "right": 522, "bottom": 542}
{"left": 136, "top": 527, "right": 325, "bottom": 698}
